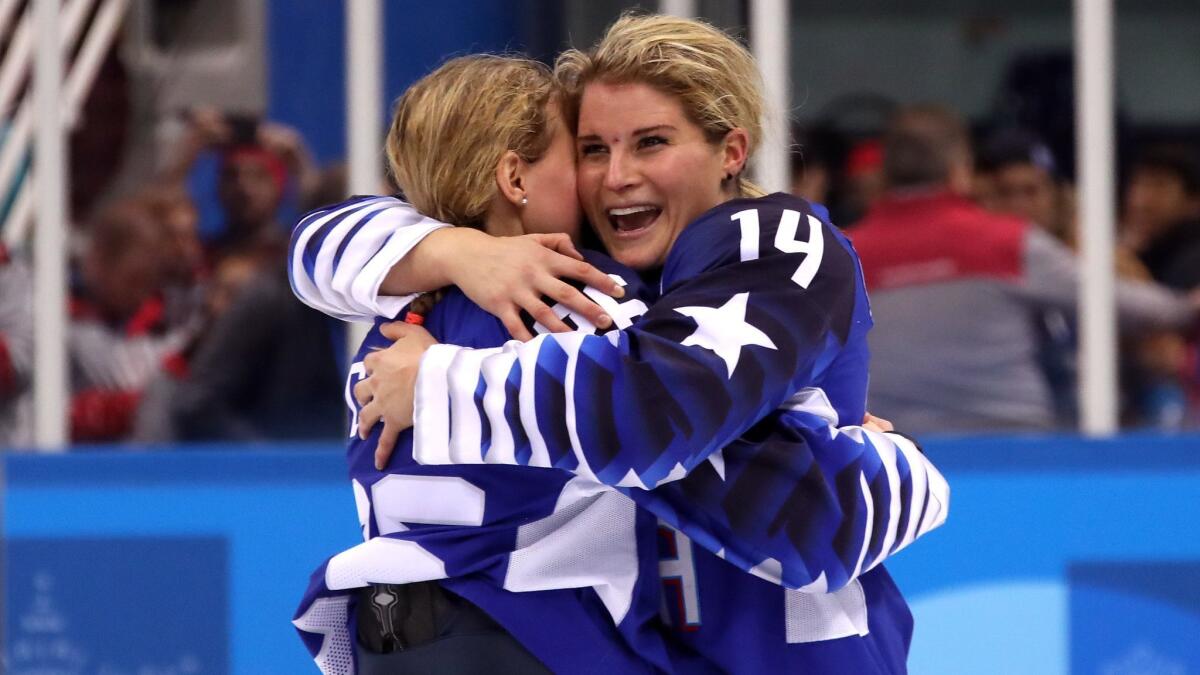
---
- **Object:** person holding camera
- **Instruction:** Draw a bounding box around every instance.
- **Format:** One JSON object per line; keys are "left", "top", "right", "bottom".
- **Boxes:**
{"left": 162, "top": 107, "right": 321, "bottom": 270}
{"left": 150, "top": 107, "right": 344, "bottom": 442}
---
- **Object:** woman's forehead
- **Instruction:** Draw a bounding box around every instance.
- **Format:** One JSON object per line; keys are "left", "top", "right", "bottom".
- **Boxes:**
{"left": 577, "top": 81, "right": 688, "bottom": 137}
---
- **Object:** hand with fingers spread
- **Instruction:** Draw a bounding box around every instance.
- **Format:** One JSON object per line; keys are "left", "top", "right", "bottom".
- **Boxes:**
{"left": 382, "top": 228, "right": 626, "bottom": 341}
{"left": 355, "top": 321, "right": 439, "bottom": 470}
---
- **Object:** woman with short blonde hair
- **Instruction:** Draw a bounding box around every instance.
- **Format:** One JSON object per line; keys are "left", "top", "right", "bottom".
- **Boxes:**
{"left": 387, "top": 55, "right": 557, "bottom": 230}
{"left": 294, "top": 53, "right": 643, "bottom": 674}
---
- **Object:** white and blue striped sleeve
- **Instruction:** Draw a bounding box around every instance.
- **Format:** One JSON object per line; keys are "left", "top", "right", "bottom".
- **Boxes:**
{"left": 656, "top": 420, "right": 949, "bottom": 593}
{"left": 287, "top": 195, "right": 453, "bottom": 322}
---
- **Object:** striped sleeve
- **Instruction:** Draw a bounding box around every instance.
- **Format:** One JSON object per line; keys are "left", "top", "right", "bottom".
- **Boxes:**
{"left": 287, "top": 196, "right": 452, "bottom": 322}
{"left": 880, "top": 432, "right": 950, "bottom": 559}
{"left": 670, "top": 386, "right": 950, "bottom": 592}
{"left": 413, "top": 358, "right": 950, "bottom": 592}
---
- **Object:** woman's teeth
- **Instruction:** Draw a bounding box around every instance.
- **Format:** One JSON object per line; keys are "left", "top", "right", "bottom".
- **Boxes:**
{"left": 608, "top": 205, "right": 661, "bottom": 232}
{"left": 609, "top": 205, "right": 657, "bottom": 217}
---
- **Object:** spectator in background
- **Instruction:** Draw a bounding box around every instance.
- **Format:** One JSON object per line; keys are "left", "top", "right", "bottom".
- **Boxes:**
{"left": 841, "top": 138, "right": 885, "bottom": 225}
{"left": 1120, "top": 146, "right": 1200, "bottom": 425}
{"left": 165, "top": 161, "right": 346, "bottom": 442}
{"left": 850, "top": 104, "right": 1200, "bottom": 435}
{"left": 144, "top": 183, "right": 205, "bottom": 288}
{"left": 1122, "top": 145, "right": 1200, "bottom": 291}
{"left": 137, "top": 246, "right": 345, "bottom": 444}
{"left": 161, "top": 107, "right": 320, "bottom": 270}
{"left": 975, "top": 129, "right": 1079, "bottom": 424}
{"left": 789, "top": 129, "right": 832, "bottom": 206}
{"left": 978, "top": 132, "right": 1194, "bottom": 427}
{"left": 211, "top": 140, "right": 289, "bottom": 263}
{"left": 0, "top": 245, "right": 33, "bottom": 448}
{"left": 131, "top": 249, "right": 260, "bottom": 443}
{"left": 168, "top": 261, "right": 346, "bottom": 442}
{"left": 136, "top": 107, "right": 345, "bottom": 443}
{"left": 141, "top": 183, "right": 207, "bottom": 327}
{"left": 977, "top": 129, "right": 1070, "bottom": 242}
{"left": 70, "top": 200, "right": 196, "bottom": 442}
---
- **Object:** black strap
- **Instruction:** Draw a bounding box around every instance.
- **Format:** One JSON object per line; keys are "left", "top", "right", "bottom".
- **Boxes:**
{"left": 357, "top": 581, "right": 506, "bottom": 654}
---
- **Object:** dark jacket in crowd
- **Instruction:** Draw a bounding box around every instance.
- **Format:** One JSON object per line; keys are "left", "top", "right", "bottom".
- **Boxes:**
{"left": 172, "top": 268, "right": 345, "bottom": 442}
{"left": 1139, "top": 218, "right": 1200, "bottom": 291}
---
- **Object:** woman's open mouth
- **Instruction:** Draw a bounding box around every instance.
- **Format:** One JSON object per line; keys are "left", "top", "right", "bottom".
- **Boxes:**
{"left": 607, "top": 205, "right": 662, "bottom": 239}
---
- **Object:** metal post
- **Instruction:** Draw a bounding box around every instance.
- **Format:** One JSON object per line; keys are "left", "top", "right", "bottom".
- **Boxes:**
{"left": 750, "top": 0, "right": 791, "bottom": 193}
{"left": 659, "top": 0, "right": 696, "bottom": 18}
{"left": 1074, "top": 0, "right": 1118, "bottom": 435}
{"left": 33, "top": 0, "right": 68, "bottom": 450}
{"left": 345, "top": 0, "right": 383, "bottom": 353}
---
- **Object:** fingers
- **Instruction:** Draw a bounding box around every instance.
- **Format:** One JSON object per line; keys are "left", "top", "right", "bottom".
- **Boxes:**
{"left": 353, "top": 378, "right": 374, "bottom": 407}
{"left": 358, "top": 400, "right": 382, "bottom": 439}
{"left": 375, "top": 424, "right": 400, "bottom": 470}
{"left": 553, "top": 257, "right": 625, "bottom": 299}
{"left": 380, "top": 321, "right": 437, "bottom": 345}
{"left": 523, "top": 294, "right": 573, "bottom": 334}
{"left": 863, "top": 412, "right": 895, "bottom": 433}
{"left": 541, "top": 279, "right": 613, "bottom": 331}
{"left": 501, "top": 312, "right": 534, "bottom": 342}
{"left": 379, "top": 321, "right": 413, "bottom": 341}
{"left": 532, "top": 233, "right": 584, "bottom": 261}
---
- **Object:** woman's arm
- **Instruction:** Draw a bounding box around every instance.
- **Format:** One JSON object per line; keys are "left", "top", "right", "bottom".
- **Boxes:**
{"left": 357, "top": 323, "right": 949, "bottom": 594}
{"left": 288, "top": 196, "right": 625, "bottom": 338}
{"left": 634, "top": 398, "right": 949, "bottom": 592}
{"left": 362, "top": 201, "right": 864, "bottom": 489}
{"left": 1018, "top": 226, "right": 1200, "bottom": 330}
{"left": 288, "top": 196, "right": 452, "bottom": 322}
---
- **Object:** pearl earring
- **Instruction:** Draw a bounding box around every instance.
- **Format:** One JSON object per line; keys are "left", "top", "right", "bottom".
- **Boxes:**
{"left": 521, "top": 196, "right": 528, "bottom": 205}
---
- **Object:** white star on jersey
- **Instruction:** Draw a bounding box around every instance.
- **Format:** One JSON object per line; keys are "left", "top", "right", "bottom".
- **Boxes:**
{"left": 675, "top": 292, "right": 777, "bottom": 378}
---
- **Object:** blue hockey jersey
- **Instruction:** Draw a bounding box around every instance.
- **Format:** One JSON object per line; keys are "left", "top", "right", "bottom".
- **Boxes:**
{"left": 289, "top": 195, "right": 949, "bottom": 674}
{"left": 401, "top": 193, "right": 948, "bottom": 672}
{"left": 294, "top": 253, "right": 671, "bottom": 675}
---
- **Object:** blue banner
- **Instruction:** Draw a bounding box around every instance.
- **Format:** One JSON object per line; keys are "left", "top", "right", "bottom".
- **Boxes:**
{"left": 3, "top": 435, "right": 1200, "bottom": 673}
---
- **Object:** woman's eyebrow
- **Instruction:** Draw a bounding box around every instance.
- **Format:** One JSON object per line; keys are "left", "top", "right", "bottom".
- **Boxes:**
{"left": 576, "top": 125, "right": 677, "bottom": 143}
{"left": 633, "top": 124, "right": 676, "bottom": 136}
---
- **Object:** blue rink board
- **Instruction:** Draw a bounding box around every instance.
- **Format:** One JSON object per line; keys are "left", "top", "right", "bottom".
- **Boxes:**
{"left": 3, "top": 434, "right": 1200, "bottom": 674}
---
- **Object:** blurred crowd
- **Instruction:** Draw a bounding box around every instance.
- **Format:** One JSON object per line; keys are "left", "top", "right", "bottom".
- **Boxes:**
{"left": 2, "top": 91, "right": 1200, "bottom": 447}
{"left": 0, "top": 109, "right": 350, "bottom": 447}
{"left": 795, "top": 107, "right": 1200, "bottom": 434}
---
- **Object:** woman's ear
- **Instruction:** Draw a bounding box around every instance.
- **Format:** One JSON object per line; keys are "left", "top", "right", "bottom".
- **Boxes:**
{"left": 495, "top": 150, "right": 527, "bottom": 207}
{"left": 721, "top": 128, "right": 750, "bottom": 178}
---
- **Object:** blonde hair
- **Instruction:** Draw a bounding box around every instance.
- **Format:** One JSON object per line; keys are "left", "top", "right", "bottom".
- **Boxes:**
{"left": 386, "top": 55, "right": 557, "bottom": 228}
{"left": 555, "top": 13, "right": 767, "bottom": 197}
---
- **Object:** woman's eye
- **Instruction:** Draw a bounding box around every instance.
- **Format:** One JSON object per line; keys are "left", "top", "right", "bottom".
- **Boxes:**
{"left": 580, "top": 144, "right": 607, "bottom": 156}
{"left": 638, "top": 136, "right": 667, "bottom": 149}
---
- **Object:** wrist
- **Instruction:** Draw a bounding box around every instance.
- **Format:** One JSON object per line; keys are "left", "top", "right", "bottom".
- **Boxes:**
{"left": 420, "top": 227, "right": 488, "bottom": 287}
{"left": 379, "top": 226, "right": 462, "bottom": 295}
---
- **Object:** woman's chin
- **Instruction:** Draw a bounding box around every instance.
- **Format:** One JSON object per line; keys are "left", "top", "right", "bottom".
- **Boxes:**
{"left": 610, "top": 244, "right": 662, "bottom": 272}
